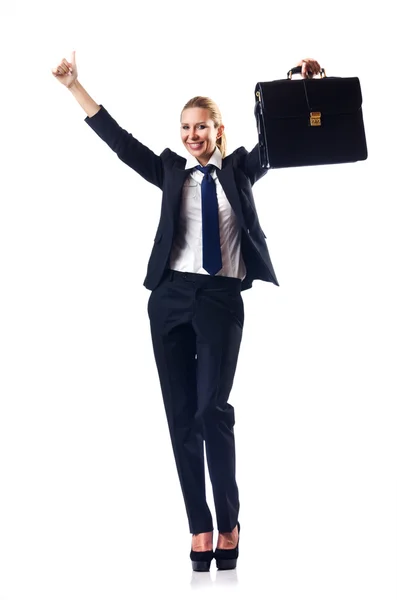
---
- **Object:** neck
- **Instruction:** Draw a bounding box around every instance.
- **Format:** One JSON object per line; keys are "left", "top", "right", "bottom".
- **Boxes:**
{"left": 197, "top": 147, "right": 216, "bottom": 167}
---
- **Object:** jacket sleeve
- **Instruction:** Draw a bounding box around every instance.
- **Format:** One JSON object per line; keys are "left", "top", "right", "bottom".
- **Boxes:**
{"left": 84, "top": 105, "right": 164, "bottom": 189}
{"left": 240, "top": 143, "right": 269, "bottom": 186}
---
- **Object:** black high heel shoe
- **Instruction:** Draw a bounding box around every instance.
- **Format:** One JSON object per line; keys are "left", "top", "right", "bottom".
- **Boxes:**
{"left": 214, "top": 521, "right": 240, "bottom": 570}
{"left": 190, "top": 549, "right": 214, "bottom": 572}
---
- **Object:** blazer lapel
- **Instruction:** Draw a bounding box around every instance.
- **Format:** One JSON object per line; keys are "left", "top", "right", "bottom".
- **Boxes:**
{"left": 217, "top": 163, "right": 246, "bottom": 228}
{"left": 169, "top": 167, "right": 191, "bottom": 217}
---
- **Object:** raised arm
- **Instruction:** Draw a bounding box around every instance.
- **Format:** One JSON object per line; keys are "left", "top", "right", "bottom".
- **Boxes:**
{"left": 52, "top": 51, "right": 164, "bottom": 189}
{"left": 243, "top": 144, "right": 269, "bottom": 186}
{"left": 68, "top": 78, "right": 101, "bottom": 118}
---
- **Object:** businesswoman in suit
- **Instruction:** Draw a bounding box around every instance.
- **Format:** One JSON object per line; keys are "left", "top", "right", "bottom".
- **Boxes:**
{"left": 52, "top": 52, "right": 321, "bottom": 571}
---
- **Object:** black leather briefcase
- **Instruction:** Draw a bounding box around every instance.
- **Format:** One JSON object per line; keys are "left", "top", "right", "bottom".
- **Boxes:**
{"left": 254, "top": 66, "right": 368, "bottom": 168}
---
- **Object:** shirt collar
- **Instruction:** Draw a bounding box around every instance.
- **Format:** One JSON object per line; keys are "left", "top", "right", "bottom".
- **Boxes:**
{"left": 185, "top": 146, "right": 223, "bottom": 170}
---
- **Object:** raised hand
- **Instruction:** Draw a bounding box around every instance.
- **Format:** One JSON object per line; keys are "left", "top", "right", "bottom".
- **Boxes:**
{"left": 52, "top": 50, "right": 78, "bottom": 88}
{"left": 295, "top": 58, "right": 321, "bottom": 79}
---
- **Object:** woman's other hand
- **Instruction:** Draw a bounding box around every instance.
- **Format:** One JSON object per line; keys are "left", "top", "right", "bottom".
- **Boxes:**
{"left": 52, "top": 50, "right": 78, "bottom": 88}
{"left": 295, "top": 58, "right": 321, "bottom": 79}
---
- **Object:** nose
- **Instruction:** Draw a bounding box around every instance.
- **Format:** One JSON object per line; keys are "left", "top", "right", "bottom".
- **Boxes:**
{"left": 188, "top": 129, "right": 199, "bottom": 141}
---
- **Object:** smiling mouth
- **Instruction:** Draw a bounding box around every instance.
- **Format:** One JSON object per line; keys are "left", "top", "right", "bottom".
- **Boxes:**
{"left": 188, "top": 142, "right": 204, "bottom": 149}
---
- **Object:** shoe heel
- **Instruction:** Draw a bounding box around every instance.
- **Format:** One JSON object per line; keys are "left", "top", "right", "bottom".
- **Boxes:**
{"left": 190, "top": 550, "right": 213, "bottom": 572}
{"left": 215, "top": 557, "right": 237, "bottom": 570}
{"left": 191, "top": 559, "right": 212, "bottom": 571}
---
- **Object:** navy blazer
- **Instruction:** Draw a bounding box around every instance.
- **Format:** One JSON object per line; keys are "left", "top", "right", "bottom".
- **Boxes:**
{"left": 84, "top": 105, "right": 279, "bottom": 291}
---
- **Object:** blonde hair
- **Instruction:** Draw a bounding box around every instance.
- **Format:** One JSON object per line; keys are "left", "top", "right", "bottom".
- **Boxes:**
{"left": 181, "top": 96, "right": 227, "bottom": 158}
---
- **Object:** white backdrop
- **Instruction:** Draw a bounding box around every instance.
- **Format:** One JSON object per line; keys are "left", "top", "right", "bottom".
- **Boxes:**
{"left": 0, "top": 0, "right": 396, "bottom": 599}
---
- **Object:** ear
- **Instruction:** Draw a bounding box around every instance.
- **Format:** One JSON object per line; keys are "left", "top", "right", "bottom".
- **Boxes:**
{"left": 217, "top": 124, "right": 225, "bottom": 138}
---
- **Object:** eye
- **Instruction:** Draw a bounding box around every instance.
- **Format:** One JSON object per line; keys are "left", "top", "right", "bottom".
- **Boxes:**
{"left": 198, "top": 125, "right": 206, "bottom": 129}
{"left": 181, "top": 125, "right": 189, "bottom": 130}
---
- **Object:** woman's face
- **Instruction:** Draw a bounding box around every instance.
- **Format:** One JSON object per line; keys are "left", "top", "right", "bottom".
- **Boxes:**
{"left": 180, "top": 107, "right": 224, "bottom": 166}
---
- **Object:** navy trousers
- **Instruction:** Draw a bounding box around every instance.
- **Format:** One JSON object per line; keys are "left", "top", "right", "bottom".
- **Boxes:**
{"left": 147, "top": 268, "right": 244, "bottom": 534}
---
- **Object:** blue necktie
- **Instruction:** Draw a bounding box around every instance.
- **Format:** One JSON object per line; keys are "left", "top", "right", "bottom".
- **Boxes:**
{"left": 195, "top": 165, "right": 222, "bottom": 276}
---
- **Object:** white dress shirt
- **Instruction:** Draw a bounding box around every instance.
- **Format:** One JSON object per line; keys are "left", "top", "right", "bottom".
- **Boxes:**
{"left": 168, "top": 146, "right": 247, "bottom": 280}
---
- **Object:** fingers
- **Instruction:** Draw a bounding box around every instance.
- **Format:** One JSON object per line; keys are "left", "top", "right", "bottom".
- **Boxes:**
{"left": 301, "top": 58, "right": 321, "bottom": 79}
{"left": 52, "top": 58, "right": 73, "bottom": 76}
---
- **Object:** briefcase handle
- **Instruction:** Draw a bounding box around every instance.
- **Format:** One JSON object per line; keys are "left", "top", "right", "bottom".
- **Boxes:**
{"left": 287, "top": 65, "right": 327, "bottom": 79}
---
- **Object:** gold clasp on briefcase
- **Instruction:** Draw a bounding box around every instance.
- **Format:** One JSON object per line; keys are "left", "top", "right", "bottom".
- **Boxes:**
{"left": 310, "top": 111, "right": 322, "bottom": 126}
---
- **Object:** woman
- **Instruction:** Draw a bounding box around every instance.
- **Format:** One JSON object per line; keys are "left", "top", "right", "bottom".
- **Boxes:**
{"left": 52, "top": 52, "right": 321, "bottom": 571}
